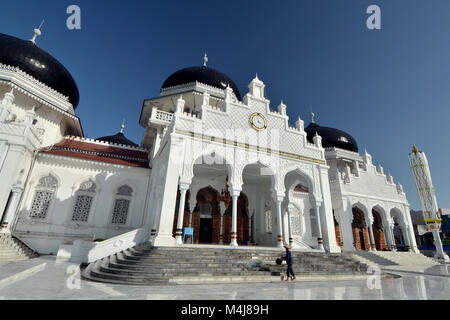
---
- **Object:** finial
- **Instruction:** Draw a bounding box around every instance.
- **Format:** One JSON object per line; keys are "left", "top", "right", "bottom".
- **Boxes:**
{"left": 255, "top": 73, "right": 259, "bottom": 80}
{"left": 412, "top": 145, "right": 419, "bottom": 153}
{"left": 30, "top": 20, "right": 44, "bottom": 44}
{"left": 310, "top": 111, "right": 315, "bottom": 123}
{"left": 203, "top": 53, "right": 208, "bottom": 67}
{"left": 309, "top": 105, "right": 315, "bottom": 123}
{"left": 120, "top": 119, "right": 125, "bottom": 134}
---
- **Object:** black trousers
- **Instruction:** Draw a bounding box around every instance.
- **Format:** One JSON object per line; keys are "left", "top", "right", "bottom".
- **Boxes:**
{"left": 286, "top": 263, "right": 295, "bottom": 278}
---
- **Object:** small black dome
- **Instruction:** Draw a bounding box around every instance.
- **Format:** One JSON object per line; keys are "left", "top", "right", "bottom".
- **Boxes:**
{"left": 97, "top": 132, "right": 139, "bottom": 147}
{"left": 305, "top": 123, "right": 358, "bottom": 153}
{"left": 161, "top": 66, "right": 242, "bottom": 101}
{"left": 0, "top": 33, "right": 79, "bottom": 108}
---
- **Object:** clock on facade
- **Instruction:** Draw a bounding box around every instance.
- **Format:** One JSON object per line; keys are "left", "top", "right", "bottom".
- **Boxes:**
{"left": 249, "top": 112, "right": 268, "bottom": 131}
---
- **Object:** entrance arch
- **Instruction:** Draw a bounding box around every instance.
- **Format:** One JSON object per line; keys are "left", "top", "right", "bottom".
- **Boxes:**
{"left": 352, "top": 206, "right": 370, "bottom": 251}
{"left": 391, "top": 208, "right": 407, "bottom": 250}
{"left": 194, "top": 186, "right": 220, "bottom": 243}
{"left": 283, "top": 169, "right": 317, "bottom": 249}
{"left": 372, "top": 207, "right": 387, "bottom": 251}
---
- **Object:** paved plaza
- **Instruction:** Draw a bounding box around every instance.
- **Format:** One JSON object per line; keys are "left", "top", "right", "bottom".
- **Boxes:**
{"left": 0, "top": 256, "right": 449, "bottom": 300}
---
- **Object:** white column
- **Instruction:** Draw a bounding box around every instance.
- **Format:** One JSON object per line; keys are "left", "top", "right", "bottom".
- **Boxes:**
{"left": 402, "top": 225, "right": 411, "bottom": 251}
{"left": 219, "top": 202, "right": 226, "bottom": 245}
{"left": 315, "top": 204, "right": 324, "bottom": 250}
{"left": 230, "top": 189, "right": 241, "bottom": 247}
{"left": 275, "top": 194, "right": 284, "bottom": 248}
{"left": 0, "top": 187, "right": 22, "bottom": 234}
{"left": 365, "top": 214, "right": 376, "bottom": 251}
{"left": 317, "top": 166, "right": 340, "bottom": 253}
{"left": 367, "top": 225, "right": 376, "bottom": 251}
{"left": 340, "top": 204, "right": 356, "bottom": 252}
{"left": 282, "top": 208, "right": 289, "bottom": 245}
{"left": 175, "top": 183, "right": 189, "bottom": 245}
{"left": 389, "top": 224, "right": 397, "bottom": 251}
{"left": 404, "top": 206, "right": 419, "bottom": 253}
{"left": 287, "top": 209, "right": 293, "bottom": 247}
{"left": 248, "top": 209, "right": 254, "bottom": 244}
{"left": 152, "top": 140, "right": 184, "bottom": 247}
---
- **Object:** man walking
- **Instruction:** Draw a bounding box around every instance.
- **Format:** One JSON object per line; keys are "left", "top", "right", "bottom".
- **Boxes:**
{"left": 283, "top": 244, "right": 296, "bottom": 281}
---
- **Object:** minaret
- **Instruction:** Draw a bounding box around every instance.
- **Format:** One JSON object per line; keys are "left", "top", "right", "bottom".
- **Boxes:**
{"left": 409, "top": 145, "right": 449, "bottom": 262}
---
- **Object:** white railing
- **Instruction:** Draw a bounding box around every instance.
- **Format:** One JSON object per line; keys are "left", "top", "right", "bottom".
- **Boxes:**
{"left": 69, "top": 227, "right": 149, "bottom": 263}
{"left": 150, "top": 108, "right": 173, "bottom": 125}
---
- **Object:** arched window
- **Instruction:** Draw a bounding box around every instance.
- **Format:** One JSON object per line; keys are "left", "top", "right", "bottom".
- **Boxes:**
{"left": 29, "top": 174, "right": 58, "bottom": 219}
{"left": 111, "top": 185, "right": 133, "bottom": 225}
{"left": 71, "top": 180, "right": 96, "bottom": 222}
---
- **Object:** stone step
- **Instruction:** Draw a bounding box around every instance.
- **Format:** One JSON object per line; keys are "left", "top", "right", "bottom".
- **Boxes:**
{"left": 0, "top": 235, "right": 38, "bottom": 261}
{"left": 83, "top": 245, "right": 368, "bottom": 285}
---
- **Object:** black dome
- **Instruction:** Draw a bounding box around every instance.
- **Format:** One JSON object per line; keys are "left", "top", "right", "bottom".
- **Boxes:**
{"left": 97, "top": 132, "right": 139, "bottom": 147}
{"left": 305, "top": 123, "right": 358, "bottom": 153}
{"left": 0, "top": 33, "right": 79, "bottom": 108}
{"left": 161, "top": 66, "right": 242, "bottom": 101}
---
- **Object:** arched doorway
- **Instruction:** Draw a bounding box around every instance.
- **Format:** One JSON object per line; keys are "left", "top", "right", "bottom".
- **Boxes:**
{"left": 391, "top": 208, "right": 409, "bottom": 251}
{"left": 190, "top": 186, "right": 221, "bottom": 244}
{"left": 283, "top": 169, "right": 316, "bottom": 249}
{"left": 352, "top": 206, "right": 370, "bottom": 251}
{"left": 372, "top": 208, "right": 387, "bottom": 251}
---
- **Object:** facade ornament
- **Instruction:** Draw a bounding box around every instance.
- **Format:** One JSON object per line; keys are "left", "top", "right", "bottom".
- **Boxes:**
{"left": 295, "top": 115, "right": 304, "bottom": 131}
{"left": 313, "top": 132, "right": 322, "bottom": 148}
{"left": 277, "top": 100, "right": 286, "bottom": 116}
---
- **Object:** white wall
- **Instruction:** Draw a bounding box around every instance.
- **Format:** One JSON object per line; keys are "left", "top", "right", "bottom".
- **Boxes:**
{"left": 13, "top": 153, "right": 151, "bottom": 254}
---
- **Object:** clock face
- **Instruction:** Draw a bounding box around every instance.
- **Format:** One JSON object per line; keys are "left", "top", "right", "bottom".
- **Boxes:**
{"left": 250, "top": 113, "right": 268, "bottom": 131}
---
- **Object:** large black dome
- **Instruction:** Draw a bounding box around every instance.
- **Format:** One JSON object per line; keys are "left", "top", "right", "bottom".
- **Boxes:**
{"left": 305, "top": 122, "right": 358, "bottom": 153}
{"left": 161, "top": 66, "right": 242, "bottom": 101}
{"left": 0, "top": 33, "right": 79, "bottom": 108}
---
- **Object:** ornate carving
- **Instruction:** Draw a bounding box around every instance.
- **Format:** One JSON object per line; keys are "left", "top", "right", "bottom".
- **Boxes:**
{"left": 79, "top": 180, "right": 96, "bottom": 193}
{"left": 37, "top": 174, "right": 58, "bottom": 189}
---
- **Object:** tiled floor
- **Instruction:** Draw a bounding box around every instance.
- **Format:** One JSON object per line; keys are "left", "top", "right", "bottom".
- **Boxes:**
{"left": 0, "top": 256, "right": 449, "bottom": 300}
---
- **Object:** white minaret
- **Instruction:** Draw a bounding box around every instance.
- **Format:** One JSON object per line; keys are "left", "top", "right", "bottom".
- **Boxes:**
{"left": 409, "top": 145, "right": 449, "bottom": 262}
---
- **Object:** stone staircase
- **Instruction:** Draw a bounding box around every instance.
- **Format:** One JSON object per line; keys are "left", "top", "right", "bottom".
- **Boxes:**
{"left": 0, "top": 234, "right": 39, "bottom": 261}
{"left": 352, "top": 251, "right": 399, "bottom": 266}
{"left": 82, "top": 244, "right": 368, "bottom": 285}
{"left": 352, "top": 250, "right": 439, "bottom": 268}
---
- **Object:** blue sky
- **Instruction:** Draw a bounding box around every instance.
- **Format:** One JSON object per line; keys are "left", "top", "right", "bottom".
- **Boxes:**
{"left": 1, "top": 0, "right": 450, "bottom": 210}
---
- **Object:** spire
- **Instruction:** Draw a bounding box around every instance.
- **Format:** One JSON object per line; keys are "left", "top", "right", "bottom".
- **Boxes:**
{"left": 120, "top": 119, "right": 125, "bottom": 134}
{"left": 412, "top": 144, "right": 420, "bottom": 153}
{"left": 203, "top": 53, "right": 208, "bottom": 67}
{"left": 310, "top": 105, "right": 315, "bottom": 123}
{"left": 30, "top": 20, "right": 44, "bottom": 44}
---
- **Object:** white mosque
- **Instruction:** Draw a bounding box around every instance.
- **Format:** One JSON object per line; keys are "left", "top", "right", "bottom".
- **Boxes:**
{"left": 0, "top": 28, "right": 418, "bottom": 262}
